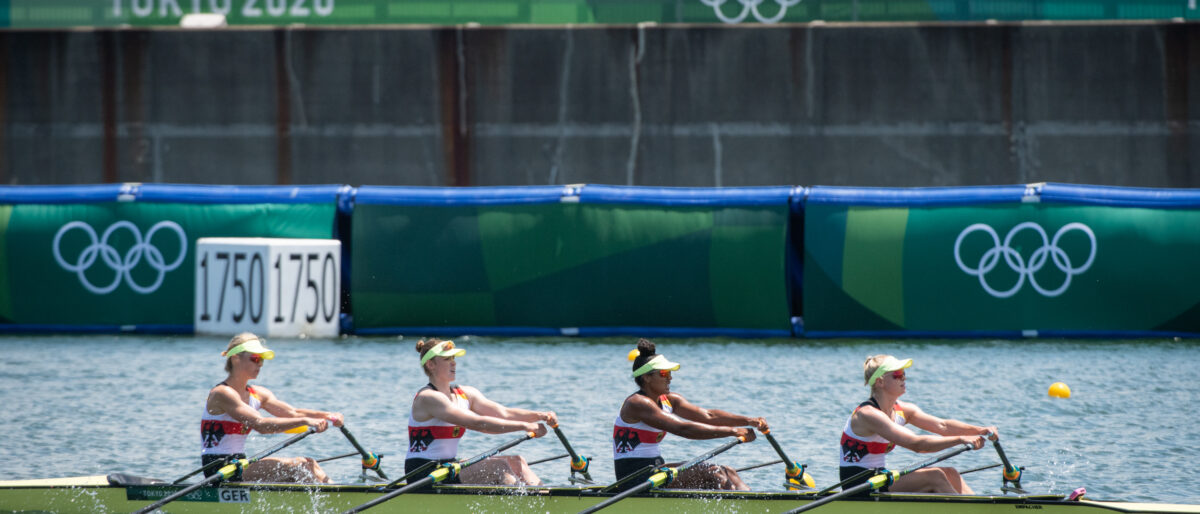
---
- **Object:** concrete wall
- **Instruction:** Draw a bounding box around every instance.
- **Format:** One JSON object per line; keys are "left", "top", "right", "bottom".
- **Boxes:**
{"left": 2, "top": 22, "right": 1198, "bottom": 187}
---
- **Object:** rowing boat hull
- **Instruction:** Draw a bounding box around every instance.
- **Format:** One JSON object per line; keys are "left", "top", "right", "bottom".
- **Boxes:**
{"left": 1, "top": 475, "right": 1197, "bottom": 514}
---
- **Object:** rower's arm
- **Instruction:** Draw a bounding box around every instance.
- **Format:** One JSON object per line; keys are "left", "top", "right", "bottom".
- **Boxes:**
{"left": 669, "top": 393, "right": 765, "bottom": 429}
{"left": 903, "top": 402, "right": 996, "bottom": 439}
{"left": 257, "top": 387, "right": 342, "bottom": 426}
{"left": 462, "top": 386, "right": 556, "bottom": 426}
{"left": 208, "top": 386, "right": 317, "bottom": 434}
{"left": 415, "top": 389, "right": 539, "bottom": 435}
{"left": 857, "top": 407, "right": 976, "bottom": 453}
{"left": 626, "top": 394, "right": 748, "bottom": 440}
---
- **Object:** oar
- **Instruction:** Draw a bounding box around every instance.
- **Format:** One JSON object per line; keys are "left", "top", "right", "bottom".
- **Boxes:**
{"left": 381, "top": 460, "right": 439, "bottom": 489}
{"left": 530, "top": 453, "right": 570, "bottom": 466}
{"left": 961, "top": 462, "right": 1002, "bottom": 475}
{"left": 782, "top": 443, "right": 975, "bottom": 514}
{"left": 737, "top": 459, "right": 783, "bottom": 472}
{"left": 135, "top": 428, "right": 316, "bottom": 514}
{"left": 340, "top": 426, "right": 389, "bottom": 479}
{"left": 342, "top": 432, "right": 537, "bottom": 513}
{"left": 578, "top": 436, "right": 747, "bottom": 514}
{"left": 170, "top": 455, "right": 232, "bottom": 485}
{"left": 761, "top": 427, "right": 814, "bottom": 489}
{"left": 318, "top": 451, "right": 361, "bottom": 464}
{"left": 992, "top": 437, "right": 1024, "bottom": 490}
{"left": 552, "top": 423, "right": 593, "bottom": 481}
{"left": 815, "top": 468, "right": 874, "bottom": 496}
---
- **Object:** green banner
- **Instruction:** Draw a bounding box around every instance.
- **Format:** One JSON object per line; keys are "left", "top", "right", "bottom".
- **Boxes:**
{"left": 0, "top": 202, "right": 335, "bottom": 326}
{"left": 803, "top": 203, "right": 1200, "bottom": 333}
{"left": 4, "top": 0, "right": 1194, "bottom": 28}
{"left": 352, "top": 202, "right": 788, "bottom": 331}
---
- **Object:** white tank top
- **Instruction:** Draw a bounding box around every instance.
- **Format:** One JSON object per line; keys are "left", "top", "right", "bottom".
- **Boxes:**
{"left": 200, "top": 384, "right": 263, "bottom": 455}
{"left": 407, "top": 384, "right": 470, "bottom": 461}
{"left": 613, "top": 393, "right": 678, "bottom": 460}
{"left": 839, "top": 398, "right": 908, "bottom": 469}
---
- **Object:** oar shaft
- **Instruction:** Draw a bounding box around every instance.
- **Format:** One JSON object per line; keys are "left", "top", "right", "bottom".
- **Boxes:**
{"left": 136, "top": 469, "right": 226, "bottom": 514}
{"left": 737, "top": 459, "right": 784, "bottom": 472}
{"left": 762, "top": 430, "right": 794, "bottom": 463}
{"left": 171, "top": 456, "right": 229, "bottom": 484}
{"left": 994, "top": 440, "right": 1017, "bottom": 471}
{"left": 552, "top": 424, "right": 593, "bottom": 480}
{"left": 788, "top": 480, "right": 873, "bottom": 514}
{"left": 784, "top": 444, "right": 973, "bottom": 514}
{"left": 340, "top": 426, "right": 389, "bottom": 480}
{"left": 960, "top": 462, "right": 1002, "bottom": 475}
{"left": 344, "top": 432, "right": 536, "bottom": 514}
{"left": 579, "top": 479, "right": 654, "bottom": 514}
{"left": 384, "top": 460, "right": 437, "bottom": 489}
{"left": 318, "top": 451, "right": 361, "bottom": 464}
{"left": 529, "top": 453, "right": 570, "bottom": 466}
{"left": 345, "top": 475, "right": 434, "bottom": 513}
{"left": 816, "top": 468, "right": 873, "bottom": 495}
{"left": 581, "top": 437, "right": 746, "bottom": 514}
{"left": 137, "top": 428, "right": 316, "bottom": 514}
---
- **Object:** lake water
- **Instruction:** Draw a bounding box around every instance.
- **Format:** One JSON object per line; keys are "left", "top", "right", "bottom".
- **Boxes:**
{"left": 1, "top": 335, "right": 1195, "bottom": 505}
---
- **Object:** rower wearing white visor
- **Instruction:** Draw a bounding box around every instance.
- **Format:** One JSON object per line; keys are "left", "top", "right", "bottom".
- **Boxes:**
{"left": 201, "top": 332, "right": 342, "bottom": 483}
{"left": 612, "top": 338, "right": 763, "bottom": 491}
{"left": 839, "top": 354, "right": 996, "bottom": 494}
{"left": 406, "top": 339, "right": 552, "bottom": 486}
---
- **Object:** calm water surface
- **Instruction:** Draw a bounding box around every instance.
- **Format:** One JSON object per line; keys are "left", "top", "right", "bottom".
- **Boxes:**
{"left": 0, "top": 335, "right": 1195, "bottom": 505}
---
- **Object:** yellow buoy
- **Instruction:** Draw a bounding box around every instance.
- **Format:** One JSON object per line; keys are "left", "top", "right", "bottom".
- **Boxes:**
{"left": 627, "top": 349, "right": 640, "bottom": 361}
{"left": 1048, "top": 382, "right": 1071, "bottom": 398}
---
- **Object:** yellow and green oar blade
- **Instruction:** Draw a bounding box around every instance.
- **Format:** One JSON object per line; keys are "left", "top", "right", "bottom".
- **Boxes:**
{"left": 783, "top": 443, "right": 974, "bottom": 514}
{"left": 343, "top": 432, "right": 537, "bottom": 514}
{"left": 579, "top": 436, "right": 747, "bottom": 514}
{"left": 135, "top": 427, "right": 317, "bottom": 514}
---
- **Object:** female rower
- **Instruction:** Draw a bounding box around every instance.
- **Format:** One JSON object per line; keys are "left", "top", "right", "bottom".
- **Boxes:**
{"left": 406, "top": 339, "right": 552, "bottom": 486}
{"left": 612, "top": 339, "right": 761, "bottom": 491}
{"left": 839, "top": 354, "right": 995, "bottom": 494}
{"left": 201, "top": 333, "right": 342, "bottom": 483}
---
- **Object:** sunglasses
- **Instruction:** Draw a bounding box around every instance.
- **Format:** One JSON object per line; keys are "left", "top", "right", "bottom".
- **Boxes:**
{"left": 890, "top": 370, "right": 905, "bottom": 380}
{"left": 247, "top": 353, "right": 265, "bottom": 365}
{"left": 657, "top": 369, "right": 672, "bottom": 378}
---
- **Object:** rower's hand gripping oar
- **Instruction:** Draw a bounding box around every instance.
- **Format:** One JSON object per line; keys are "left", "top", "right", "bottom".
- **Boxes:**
{"left": 760, "top": 427, "right": 815, "bottom": 489}
{"left": 339, "top": 425, "right": 389, "bottom": 480}
{"left": 134, "top": 428, "right": 317, "bottom": 514}
{"left": 578, "top": 435, "right": 748, "bottom": 514}
{"left": 342, "top": 431, "right": 538, "bottom": 514}
{"left": 783, "top": 441, "right": 978, "bottom": 514}
{"left": 551, "top": 423, "right": 593, "bottom": 482}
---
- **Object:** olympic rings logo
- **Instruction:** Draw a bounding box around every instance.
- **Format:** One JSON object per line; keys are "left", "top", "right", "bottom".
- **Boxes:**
{"left": 701, "top": 0, "right": 802, "bottom": 24}
{"left": 52, "top": 220, "right": 188, "bottom": 295}
{"left": 953, "top": 222, "right": 1096, "bottom": 298}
